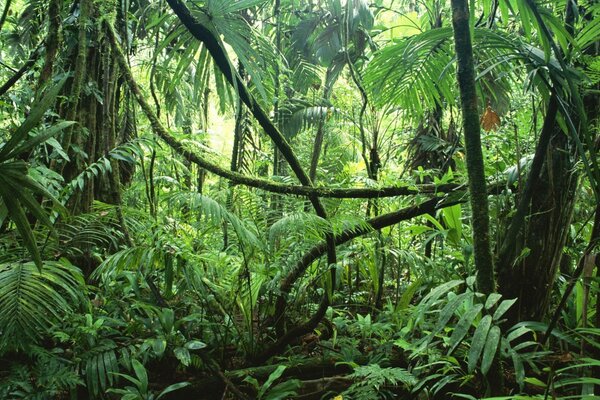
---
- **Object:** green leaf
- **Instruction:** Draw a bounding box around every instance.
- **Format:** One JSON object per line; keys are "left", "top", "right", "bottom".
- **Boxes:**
{"left": 481, "top": 326, "right": 501, "bottom": 375}
{"left": 7, "top": 121, "right": 75, "bottom": 159}
{"left": 151, "top": 338, "right": 167, "bottom": 357}
{"left": 156, "top": 382, "right": 191, "bottom": 399}
{"left": 442, "top": 204, "right": 462, "bottom": 246}
{"left": 97, "top": 353, "right": 107, "bottom": 391}
{"left": 263, "top": 379, "right": 301, "bottom": 400}
{"left": 0, "top": 76, "right": 68, "bottom": 160}
{"left": 434, "top": 292, "right": 474, "bottom": 334}
{"left": 511, "top": 347, "right": 526, "bottom": 389}
{"left": 1, "top": 177, "right": 54, "bottom": 233}
{"left": 110, "top": 372, "right": 141, "bottom": 388}
{"left": 174, "top": 347, "right": 191, "bottom": 367}
{"left": 448, "top": 303, "right": 483, "bottom": 355}
{"left": 185, "top": 340, "right": 207, "bottom": 350}
{"left": 468, "top": 315, "right": 493, "bottom": 372}
{"left": 131, "top": 360, "right": 148, "bottom": 394}
{"left": 516, "top": 0, "right": 531, "bottom": 39}
{"left": 492, "top": 298, "right": 517, "bottom": 321}
{"left": 87, "top": 356, "right": 99, "bottom": 396}
{"left": 523, "top": 377, "right": 546, "bottom": 388}
{"left": 421, "top": 280, "right": 463, "bottom": 307}
{"left": 506, "top": 326, "right": 532, "bottom": 343}
{"left": 484, "top": 293, "right": 502, "bottom": 310}
{"left": 0, "top": 182, "right": 42, "bottom": 270}
{"left": 258, "top": 365, "right": 287, "bottom": 400}
{"left": 396, "top": 278, "right": 423, "bottom": 311}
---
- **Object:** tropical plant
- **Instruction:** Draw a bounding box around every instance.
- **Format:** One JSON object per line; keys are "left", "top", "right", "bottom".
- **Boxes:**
{"left": 0, "top": 259, "right": 86, "bottom": 353}
{"left": 108, "top": 359, "right": 189, "bottom": 400}
{"left": 0, "top": 77, "right": 70, "bottom": 268}
{"left": 1, "top": 0, "right": 599, "bottom": 398}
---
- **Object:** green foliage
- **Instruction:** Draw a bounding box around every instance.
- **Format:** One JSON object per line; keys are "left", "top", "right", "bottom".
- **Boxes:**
{"left": 0, "top": 77, "right": 69, "bottom": 268}
{"left": 342, "top": 364, "right": 416, "bottom": 399}
{"left": 0, "top": 347, "right": 83, "bottom": 399}
{"left": 244, "top": 365, "right": 301, "bottom": 400}
{"left": 109, "top": 359, "right": 190, "bottom": 400}
{"left": 0, "top": 259, "right": 86, "bottom": 353}
{"left": 1, "top": 0, "right": 600, "bottom": 399}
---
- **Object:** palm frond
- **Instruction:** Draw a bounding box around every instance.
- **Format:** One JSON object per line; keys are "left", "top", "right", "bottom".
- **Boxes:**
{"left": 91, "top": 246, "right": 162, "bottom": 282}
{"left": 189, "top": 1, "right": 277, "bottom": 106}
{"left": 0, "top": 77, "right": 69, "bottom": 269}
{"left": 83, "top": 341, "right": 120, "bottom": 398}
{"left": 166, "top": 191, "right": 262, "bottom": 250}
{"left": 364, "top": 27, "right": 456, "bottom": 116}
{"left": 364, "top": 27, "right": 574, "bottom": 119}
{"left": 268, "top": 212, "right": 332, "bottom": 249}
{"left": 280, "top": 103, "right": 339, "bottom": 139}
{"left": 0, "top": 259, "right": 85, "bottom": 353}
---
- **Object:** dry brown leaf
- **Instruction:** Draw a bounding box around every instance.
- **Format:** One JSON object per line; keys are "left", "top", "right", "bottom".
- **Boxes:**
{"left": 480, "top": 104, "right": 501, "bottom": 131}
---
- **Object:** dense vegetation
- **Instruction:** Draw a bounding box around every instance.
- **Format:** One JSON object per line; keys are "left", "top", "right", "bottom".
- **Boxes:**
{"left": 0, "top": 0, "right": 599, "bottom": 398}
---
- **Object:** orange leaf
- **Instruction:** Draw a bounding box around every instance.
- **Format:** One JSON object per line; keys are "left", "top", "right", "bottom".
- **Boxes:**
{"left": 480, "top": 105, "right": 501, "bottom": 131}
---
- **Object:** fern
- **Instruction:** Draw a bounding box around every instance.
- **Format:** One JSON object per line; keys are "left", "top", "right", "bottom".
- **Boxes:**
{"left": 0, "top": 351, "right": 82, "bottom": 400}
{"left": 165, "top": 191, "right": 262, "bottom": 250}
{"left": 342, "top": 364, "right": 417, "bottom": 400}
{"left": 60, "top": 138, "right": 150, "bottom": 205}
{"left": 278, "top": 101, "right": 339, "bottom": 139}
{"left": 91, "top": 246, "right": 163, "bottom": 282}
{"left": 364, "top": 27, "right": 558, "bottom": 119}
{"left": 0, "top": 259, "right": 85, "bottom": 353}
{"left": 268, "top": 212, "right": 332, "bottom": 249}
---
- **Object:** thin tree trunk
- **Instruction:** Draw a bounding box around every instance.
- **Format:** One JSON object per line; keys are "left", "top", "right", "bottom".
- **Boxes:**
{"left": 0, "top": 0, "right": 11, "bottom": 32}
{"left": 37, "top": 0, "right": 61, "bottom": 87}
{"left": 452, "top": 3, "right": 503, "bottom": 391}
{"left": 61, "top": 0, "right": 89, "bottom": 162}
{"left": 451, "top": 0, "right": 495, "bottom": 295}
{"left": 270, "top": 0, "right": 285, "bottom": 224}
{"left": 231, "top": 63, "right": 247, "bottom": 174}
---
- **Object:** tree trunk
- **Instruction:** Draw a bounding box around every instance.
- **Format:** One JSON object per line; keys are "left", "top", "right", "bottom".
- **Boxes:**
{"left": 497, "top": 122, "right": 578, "bottom": 322}
{"left": 37, "top": 0, "right": 61, "bottom": 88}
{"left": 497, "top": 0, "right": 598, "bottom": 323}
{"left": 450, "top": 0, "right": 495, "bottom": 295}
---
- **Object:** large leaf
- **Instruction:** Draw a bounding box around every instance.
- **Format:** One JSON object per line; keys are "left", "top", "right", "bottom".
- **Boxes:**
{"left": 6, "top": 121, "right": 75, "bottom": 159}
{"left": 434, "top": 292, "right": 474, "bottom": 335}
{"left": 481, "top": 326, "right": 501, "bottom": 375}
{"left": 448, "top": 303, "right": 483, "bottom": 355}
{"left": 0, "top": 76, "right": 68, "bottom": 160}
{"left": 0, "top": 181, "right": 42, "bottom": 269}
{"left": 258, "top": 365, "right": 287, "bottom": 400}
{"left": 492, "top": 298, "right": 517, "bottom": 321}
{"left": 0, "top": 260, "right": 85, "bottom": 353}
{"left": 156, "top": 382, "right": 191, "bottom": 399}
{"left": 468, "top": 315, "right": 493, "bottom": 372}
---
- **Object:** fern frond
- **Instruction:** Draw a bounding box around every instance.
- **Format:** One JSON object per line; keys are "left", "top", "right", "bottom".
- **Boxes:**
{"left": 280, "top": 104, "right": 339, "bottom": 139}
{"left": 364, "top": 27, "right": 456, "bottom": 116}
{"left": 365, "top": 27, "right": 560, "bottom": 119}
{"left": 165, "top": 191, "right": 263, "bottom": 250}
{"left": 91, "top": 246, "right": 162, "bottom": 282}
{"left": 268, "top": 212, "right": 332, "bottom": 250}
{"left": 0, "top": 259, "right": 85, "bottom": 353}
